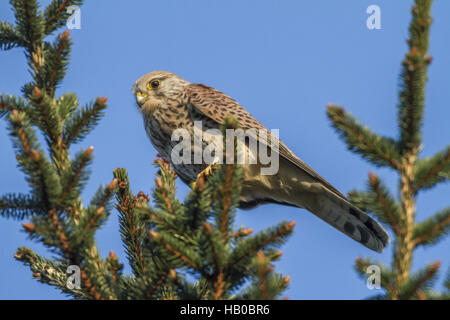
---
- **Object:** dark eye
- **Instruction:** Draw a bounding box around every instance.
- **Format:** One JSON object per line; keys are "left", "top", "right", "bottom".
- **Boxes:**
{"left": 148, "top": 80, "right": 160, "bottom": 90}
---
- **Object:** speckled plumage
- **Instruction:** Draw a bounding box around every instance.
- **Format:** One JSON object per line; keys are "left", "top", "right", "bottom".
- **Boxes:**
{"left": 132, "top": 71, "right": 389, "bottom": 253}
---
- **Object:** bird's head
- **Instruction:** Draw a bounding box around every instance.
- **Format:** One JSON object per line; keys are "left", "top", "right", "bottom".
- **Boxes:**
{"left": 132, "top": 71, "right": 189, "bottom": 114}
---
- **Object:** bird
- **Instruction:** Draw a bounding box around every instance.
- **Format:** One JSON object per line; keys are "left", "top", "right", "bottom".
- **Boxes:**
{"left": 132, "top": 71, "right": 389, "bottom": 253}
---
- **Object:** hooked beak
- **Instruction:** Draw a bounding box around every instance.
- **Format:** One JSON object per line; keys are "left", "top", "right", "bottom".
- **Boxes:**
{"left": 135, "top": 91, "right": 148, "bottom": 107}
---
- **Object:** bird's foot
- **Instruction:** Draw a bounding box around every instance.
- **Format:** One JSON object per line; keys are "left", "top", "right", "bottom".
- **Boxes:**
{"left": 192, "top": 164, "right": 218, "bottom": 190}
{"left": 197, "top": 164, "right": 218, "bottom": 180}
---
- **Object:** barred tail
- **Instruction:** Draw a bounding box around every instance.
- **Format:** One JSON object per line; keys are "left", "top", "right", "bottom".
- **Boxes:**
{"left": 307, "top": 187, "right": 389, "bottom": 253}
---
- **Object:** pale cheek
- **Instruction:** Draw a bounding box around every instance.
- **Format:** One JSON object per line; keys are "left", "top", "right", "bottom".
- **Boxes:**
{"left": 141, "top": 96, "right": 160, "bottom": 114}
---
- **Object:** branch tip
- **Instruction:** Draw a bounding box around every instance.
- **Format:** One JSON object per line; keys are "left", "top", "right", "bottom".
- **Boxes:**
{"left": 85, "top": 146, "right": 94, "bottom": 156}
{"left": 22, "top": 223, "right": 36, "bottom": 233}
{"left": 62, "top": 30, "right": 69, "bottom": 40}
{"left": 286, "top": 221, "right": 296, "bottom": 230}
{"left": 203, "top": 222, "right": 212, "bottom": 233}
{"left": 33, "top": 86, "right": 41, "bottom": 98}
{"left": 98, "top": 97, "right": 107, "bottom": 105}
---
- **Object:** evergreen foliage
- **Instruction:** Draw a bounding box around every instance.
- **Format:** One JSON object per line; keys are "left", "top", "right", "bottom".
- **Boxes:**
{"left": 327, "top": 0, "right": 449, "bottom": 299}
{"left": 0, "top": 0, "right": 293, "bottom": 299}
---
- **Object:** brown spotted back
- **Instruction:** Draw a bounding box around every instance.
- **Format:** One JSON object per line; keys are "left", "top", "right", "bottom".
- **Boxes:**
{"left": 186, "top": 84, "right": 266, "bottom": 129}
{"left": 184, "top": 83, "right": 347, "bottom": 200}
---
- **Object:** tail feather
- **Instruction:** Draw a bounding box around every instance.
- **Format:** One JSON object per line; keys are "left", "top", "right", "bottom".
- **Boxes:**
{"left": 239, "top": 162, "right": 390, "bottom": 253}
{"left": 313, "top": 188, "right": 389, "bottom": 253}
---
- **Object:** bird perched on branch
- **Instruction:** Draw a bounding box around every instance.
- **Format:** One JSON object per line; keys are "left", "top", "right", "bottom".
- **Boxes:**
{"left": 132, "top": 71, "right": 389, "bottom": 253}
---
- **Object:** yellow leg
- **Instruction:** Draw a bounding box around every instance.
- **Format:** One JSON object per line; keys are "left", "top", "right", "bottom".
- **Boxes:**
{"left": 196, "top": 163, "right": 217, "bottom": 181}
{"left": 192, "top": 164, "right": 218, "bottom": 190}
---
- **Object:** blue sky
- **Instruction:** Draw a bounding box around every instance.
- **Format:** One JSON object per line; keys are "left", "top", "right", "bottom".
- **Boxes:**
{"left": 0, "top": 0, "right": 449, "bottom": 300}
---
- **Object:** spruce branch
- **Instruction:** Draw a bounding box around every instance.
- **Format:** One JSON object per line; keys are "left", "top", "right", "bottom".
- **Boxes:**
{"left": 28, "top": 86, "right": 62, "bottom": 145}
{"left": 0, "top": 193, "right": 42, "bottom": 219}
{"left": 0, "top": 21, "right": 23, "bottom": 50}
{"left": 114, "top": 168, "right": 179, "bottom": 300}
{"left": 11, "top": 0, "right": 44, "bottom": 52}
{"left": 55, "top": 92, "right": 78, "bottom": 122}
{"left": 397, "top": 261, "right": 440, "bottom": 300}
{"left": 5, "top": 63, "right": 109, "bottom": 301}
{"left": 58, "top": 146, "right": 94, "bottom": 207}
{"left": 1, "top": 0, "right": 118, "bottom": 300}
{"left": 398, "top": 0, "right": 433, "bottom": 153}
{"left": 214, "top": 164, "right": 242, "bottom": 241}
{"left": 149, "top": 230, "right": 201, "bottom": 270}
{"left": 43, "top": 30, "right": 71, "bottom": 96}
{"left": 79, "top": 178, "right": 117, "bottom": 236}
{"left": 413, "top": 146, "right": 450, "bottom": 193}
{"left": 44, "top": 0, "right": 83, "bottom": 36}
{"left": 183, "top": 173, "right": 213, "bottom": 230}
{"left": 444, "top": 268, "right": 450, "bottom": 298}
{"left": 446, "top": 269, "right": 450, "bottom": 291}
{"left": 0, "top": 95, "right": 16, "bottom": 118}
{"left": 203, "top": 221, "right": 227, "bottom": 272}
{"left": 80, "top": 244, "right": 117, "bottom": 300}
{"left": 14, "top": 247, "right": 88, "bottom": 299}
{"left": 413, "top": 207, "right": 450, "bottom": 247}
{"left": 228, "top": 221, "right": 295, "bottom": 273}
{"left": 123, "top": 120, "right": 294, "bottom": 300}
{"left": 7, "top": 110, "right": 62, "bottom": 210}
{"left": 46, "top": 208, "right": 73, "bottom": 259}
{"left": 31, "top": 208, "right": 114, "bottom": 300}
{"left": 118, "top": 271, "right": 178, "bottom": 300}
{"left": 2, "top": 1, "right": 294, "bottom": 300}
{"left": 62, "top": 97, "right": 107, "bottom": 146}
{"left": 327, "top": 0, "right": 450, "bottom": 300}
{"left": 348, "top": 173, "right": 402, "bottom": 236}
{"left": 0, "top": 94, "right": 30, "bottom": 119}
{"left": 152, "top": 157, "right": 185, "bottom": 217}
{"left": 143, "top": 269, "right": 172, "bottom": 299}
{"left": 237, "top": 251, "right": 290, "bottom": 300}
{"left": 354, "top": 258, "right": 395, "bottom": 297}
{"left": 326, "top": 105, "right": 401, "bottom": 169}
{"left": 114, "top": 168, "right": 148, "bottom": 276}
{"left": 106, "top": 251, "right": 124, "bottom": 286}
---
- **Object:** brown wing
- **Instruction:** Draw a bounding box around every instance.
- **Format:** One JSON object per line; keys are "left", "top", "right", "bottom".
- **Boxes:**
{"left": 185, "top": 83, "right": 347, "bottom": 200}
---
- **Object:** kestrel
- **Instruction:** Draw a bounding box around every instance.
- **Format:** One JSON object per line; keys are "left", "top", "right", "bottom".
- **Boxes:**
{"left": 132, "top": 71, "right": 389, "bottom": 253}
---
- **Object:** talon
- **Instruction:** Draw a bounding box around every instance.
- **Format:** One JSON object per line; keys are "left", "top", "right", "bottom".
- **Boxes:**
{"left": 196, "top": 164, "right": 217, "bottom": 181}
